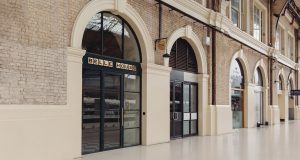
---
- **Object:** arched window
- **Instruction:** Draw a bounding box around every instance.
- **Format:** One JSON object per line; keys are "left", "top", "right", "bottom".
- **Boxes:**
{"left": 82, "top": 12, "right": 141, "bottom": 62}
{"left": 254, "top": 68, "right": 263, "bottom": 86}
{"left": 230, "top": 59, "right": 244, "bottom": 89}
{"left": 277, "top": 76, "right": 283, "bottom": 90}
{"left": 169, "top": 38, "right": 198, "bottom": 73}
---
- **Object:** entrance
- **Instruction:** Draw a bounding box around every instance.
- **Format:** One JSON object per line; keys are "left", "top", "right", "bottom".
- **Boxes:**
{"left": 81, "top": 11, "right": 142, "bottom": 154}
{"left": 230, "top": 59, "right": 244, "bottom": 129}
{"left": 170, "top": 81, "right": 198, "bottom": 138}
{"left": 82, "top": 65, "right": 141, "bottom": 154}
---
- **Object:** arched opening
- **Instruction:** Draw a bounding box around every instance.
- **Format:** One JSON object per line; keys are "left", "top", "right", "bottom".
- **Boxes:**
{"left": 277, "top": 75, "right": 285, "bottom": 121}
{"left": 254, "top": 67, "right": 264, "bottom": 125}
{"left": 288, "top": 78, "right": 295, "bottom": 120}
{"left": 169, "top": 38, "right": 199, "bottom": 138}
{"left": 81, "top": 12, "right": 142, "bottom": 154}
{"left": 230, "top": 59, "right": 245, "bottom": 129}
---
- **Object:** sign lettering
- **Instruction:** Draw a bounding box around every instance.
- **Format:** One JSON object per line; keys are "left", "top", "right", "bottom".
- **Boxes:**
{"left": 87, "top": 57, "right": 137, "bottom": 71}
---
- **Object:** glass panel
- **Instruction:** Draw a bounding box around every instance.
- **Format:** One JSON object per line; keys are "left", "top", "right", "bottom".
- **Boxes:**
{"left": 183, "top": 84, "right": 190, "bottom": 113}
{"left": 230, "top": 59, "right": 244, "bottom": 88}
{"left": 124, "top": 24, "right": 140, "bottom": 62}
{"left": 191, "top": 120, "right": 197, "bottom": 134}
{"left": 124, "top": 128, "right": 140, "bottom": 147}
{"left": 82, "top": 12, "right": 102, "bottom": 54}
{"left": 183, "top": 121, "right": 190, "bottom": 135}
{"left": 231, "top": 90, "right": 243, "bottom": 129}
{"left": 191, "top": 85, "right": 197, "bottom": 112}
{"left": 231, "top": 9, "right": 239, "bottom": 27}
{"left": 124, "top": 110, "right": 140, "bottom": 128}
{"left": 254, "top": 68, "right": 263, "bottom": 86}
{"left": 124, "top": 92, "right": 140, "bottom": 110}
{"left": 231, "top": 0, "right": 240, "bottom": 9}
{"left": 255, "top": 91, "right": 262, "bottom": 123}
{"left": 103, "top": 91, "right": 120, "bottom": 130}
{"left": 103, "top": 74, "right": 120, "bottom": 91}
{"left": 82, "top": 69, "right": 101, "bottom": 154}
{"left": 124, "top": 74, "right": 140, "bottom": 92}
{"left": 102, "top": 13, "right": 123, "bottom": 59}
{"left": 104, "top": 130, "right": 120, "bottom": 149}
{"left": 253, "top": 6, "right": 261, "bottom": 41}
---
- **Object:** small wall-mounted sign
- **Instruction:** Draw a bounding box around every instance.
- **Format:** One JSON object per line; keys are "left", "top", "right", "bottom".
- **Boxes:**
{"left": 290, "top": 90, "right": 300, "bottom": 96}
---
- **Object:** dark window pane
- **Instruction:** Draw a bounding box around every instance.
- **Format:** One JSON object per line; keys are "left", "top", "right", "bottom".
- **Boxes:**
{"left": 169, "top": 38, "right": 197, "bottom": 73}
{"left": 104, "top": 130, "right": 120, "bottom": 149}
{"left": 103, "top": 74, "right": 120, "bottom": 91}
{"left": 124, "top": 24, "right": 140, "bottom": 62}
{"left": 102, "top": 13, "right": 123, "bottom": 59}
{"left": 82, "top": 13, "right": 102, "bottom": 54}
{"left": 82, "top": 69, "right": 101, "bottom": 154}
{"left": 191, "top": 85, "right": 197, "bottom": 113}
{"left": 191, "top": 120, "right": 197, "bottom": 134}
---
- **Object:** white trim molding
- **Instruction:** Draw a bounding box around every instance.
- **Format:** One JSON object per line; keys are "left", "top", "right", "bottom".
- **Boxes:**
{"left": 71, "top": 0, "right": 154, "bottom": 63}
{"left": 166, "top": 25, "right": 208, "bottom": 74}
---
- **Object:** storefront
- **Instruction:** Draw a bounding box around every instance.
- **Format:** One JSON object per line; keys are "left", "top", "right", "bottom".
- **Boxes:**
{"left": 169, "top": 38, "right": 199, "bottom": 138}
{"left": 230, "top": 59, "right": 245, "bottom": 129}
{"left": 81, "top": 12, "right": 142, "bottom": 154}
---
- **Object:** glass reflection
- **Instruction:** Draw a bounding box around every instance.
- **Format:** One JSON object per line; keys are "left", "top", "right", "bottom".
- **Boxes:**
{"left": 124, "top": 24, "right": 140, "bottom": 62}
{"left": 230, "top": 59, "right": 244, "bottom": 88}
{"left": 82, "top": 69, "right": 101, "bottom": 154}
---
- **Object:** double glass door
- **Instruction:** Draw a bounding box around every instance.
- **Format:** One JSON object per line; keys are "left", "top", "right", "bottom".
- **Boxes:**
{"left": 170, "top": 81, "right": 198, "bottom": 139}
{"left": 82, "top": 68, "right": 141, "bottom": 154}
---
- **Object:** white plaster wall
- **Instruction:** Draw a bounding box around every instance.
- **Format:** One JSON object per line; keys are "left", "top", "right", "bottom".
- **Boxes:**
{"left": 141, "top": 63, "right": 171, "bottom": 145}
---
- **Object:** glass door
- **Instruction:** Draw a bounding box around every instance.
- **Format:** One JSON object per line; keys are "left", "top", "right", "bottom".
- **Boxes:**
{"left": 255, "top": 90, "right": 263, "bottom": 124}
{"left": 170, "top": 82, "right": 183, "bottom": 138}
{"left": 170, "top": 82, "right": 198, "bottom": 138}
{"left": 82, "top": 69, "right": 101, "bottom": 154}
{"left": 102, "top": 73, "right": 121, "bottom": 150}
{"left": 183, "top": 83, "right": 198, "bottom": 136}
{"left": 231, "top": 89, "right": 243, "bottom": 129}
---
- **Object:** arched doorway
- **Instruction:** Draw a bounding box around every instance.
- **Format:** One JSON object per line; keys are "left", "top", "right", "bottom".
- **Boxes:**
{"left": 288, "top": 78, "right": 295, "bottom": 120}
{"left": 81, "top": 12, "right": 142, "bottom": 154}
{"left": 169, "top": 38, "right": 198, "bottom": 138}
{"left": 254, "top": 68, "right": 264, "bottom": 125}
{"left": 230, "top": 59, "right": 245, "bottom": 129}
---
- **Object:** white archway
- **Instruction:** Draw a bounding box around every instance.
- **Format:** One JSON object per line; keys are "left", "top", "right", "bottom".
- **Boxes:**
{"left": 229, "top": 49, "right": 250, "bottom": 128}
{"left": 229, "top": 49, "right": 250, "bottom": 83}
{"left": 253, "top": 59, "right": 269, "bottom": 125}
{"left": 277, "top": 68, "right": 288, "bottom": 121}
{"left": 71, "top": 0, "right": 154, "bottom": 63}
{"left": 166, "top": 25, "right": 208, "bottom": 74}
{"left": 166, "top": 25, "right": 209, "bottom": 136}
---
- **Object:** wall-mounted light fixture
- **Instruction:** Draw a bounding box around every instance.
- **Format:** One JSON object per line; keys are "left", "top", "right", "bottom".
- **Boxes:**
{"left": 163, "top": 53, "right": 170, "bottom": 67}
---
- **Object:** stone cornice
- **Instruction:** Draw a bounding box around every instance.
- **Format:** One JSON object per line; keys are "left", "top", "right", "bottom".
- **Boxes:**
{"left": 160, "top": 0, "right": 298, "bottom": 70}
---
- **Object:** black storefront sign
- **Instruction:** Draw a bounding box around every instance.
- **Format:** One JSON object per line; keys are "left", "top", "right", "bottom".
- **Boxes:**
{"left": 290, "top": 90, "right": 300, "bottom": 96}
{"left": 83, "top": 52, "right": 141, "bottom": 74}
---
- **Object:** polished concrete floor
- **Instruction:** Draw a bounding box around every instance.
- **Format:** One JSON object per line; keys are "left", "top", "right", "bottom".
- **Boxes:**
{"left": 83, "top": 121, "right": 300, "bottom": 160}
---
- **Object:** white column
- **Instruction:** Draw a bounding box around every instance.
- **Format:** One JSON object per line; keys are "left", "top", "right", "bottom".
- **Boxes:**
{"left": 66, "top": 47, "right": 85, "bottom": 160}
{"left": 244, "top": 83, "right": 256, "bottom": 128}
{"left": 198, "top": 74, "right": 209, "bottom": 136}
{"left": 141, "top": 63, "right": 171, "bottom": 145}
